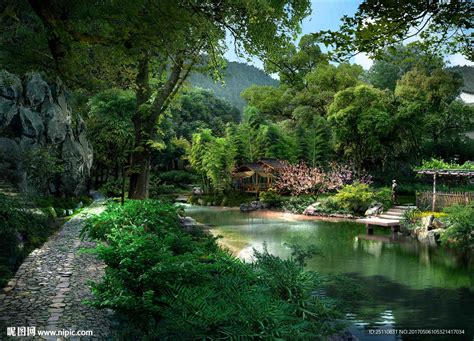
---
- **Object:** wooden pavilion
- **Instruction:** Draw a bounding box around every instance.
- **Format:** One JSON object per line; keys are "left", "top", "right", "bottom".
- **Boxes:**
{"left": 232, "top": 159, "right": 286, "bottom": 193}
{"left": 416, "top": 169, "right": 474, "bottom": 211}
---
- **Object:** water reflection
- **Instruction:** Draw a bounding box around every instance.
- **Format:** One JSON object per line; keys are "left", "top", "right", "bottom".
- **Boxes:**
{"left": 185, "top": 206, "right": 474, "bottom": 340}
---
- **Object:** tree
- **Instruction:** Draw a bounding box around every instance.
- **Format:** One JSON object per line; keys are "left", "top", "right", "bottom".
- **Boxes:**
{"left": 365, "top": 43, "right": 445, "bottom": 91}
{"left": 168, "top": 87, "right": 240, "bottom": 140}
{"left": 328, "top": 84, "right": 395, "bottom": 173}
{"left": 264, "top": 34, "right": 328, "bottom": 88}
{"left": 315, "top": 0, "right": 472, "bottom": 61}
{"left": 86, "top": 89, "right": 135, "bottom": 185}
{"left": 188, "top": 129, "right": 236, "bottom": 193}
{"left": 1, "top": 0, "right": 312, "bottom": 199}
{"left": 395, "top": 68, "right": 472, "bottom": 156}
{"left": 297, "top": 116, "right": 331, "bottom": 167}
{"left": 241, "top": 85, "right": 289, "bottom": 119}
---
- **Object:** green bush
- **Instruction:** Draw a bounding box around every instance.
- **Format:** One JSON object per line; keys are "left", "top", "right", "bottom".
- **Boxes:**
{"left": 332, "top": 183, "right": 373, "bottom": 215}
{"left": 259, "top": 188, "right": 283, "bottom": 208}
{"left": 440, "top": 204, "right": 474, "bottom": 251}
{"left": 280, "top": 196, "right": 315, "bottom": 214}
{"left": 372, "top": 187, "right": 392, "bottom": 210}
{"left": 331, "top": 183, "right": 392, "bottom": 215}
{"left": 83, "top": 200, "right": 341, "bottom": 339}
{"left": 0, "top": 194, "right": 53, "bottom": 286}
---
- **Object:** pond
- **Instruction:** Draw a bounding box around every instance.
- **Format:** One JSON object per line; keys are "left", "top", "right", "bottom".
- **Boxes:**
{"left": 185, "top": 205, "right": 474, "bottom": 341}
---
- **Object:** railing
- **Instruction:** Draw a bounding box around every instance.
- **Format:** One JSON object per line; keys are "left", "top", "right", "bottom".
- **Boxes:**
{"left": 416, "top": 191, "right": 474, "bottom": 211}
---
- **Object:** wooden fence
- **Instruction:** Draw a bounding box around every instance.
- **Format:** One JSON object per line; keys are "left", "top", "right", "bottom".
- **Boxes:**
{"left": 416, "top": 191, "right": 474, "bottom": 211}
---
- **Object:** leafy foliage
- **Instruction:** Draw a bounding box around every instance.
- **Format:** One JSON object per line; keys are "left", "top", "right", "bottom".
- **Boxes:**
{"left": 332, "top": 183, "right": 391, "bottom": 215}
{"left": 0, "top": 194, "right": 53, "bottom": 286}
{"left": 414, "top": 158, "right": 474, "bottom": 171}
{"left": 440, "top": 204, "right": 474, "bottom": 251}
{"left": 259, "top": 189, "right": 283, "bottom": 209}
{"left": 314, "top": 1, "right": 472, "bottom": 61}
{"left": 82, "top": 200, "right": 341, "bottom": 339}
{"left": 22, "top": 147, "right": 63, "bottom": 195}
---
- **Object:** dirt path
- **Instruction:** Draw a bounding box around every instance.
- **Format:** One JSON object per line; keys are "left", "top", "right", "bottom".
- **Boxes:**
{"left": 0, "top": 201, "right": 114, "bottom": 340}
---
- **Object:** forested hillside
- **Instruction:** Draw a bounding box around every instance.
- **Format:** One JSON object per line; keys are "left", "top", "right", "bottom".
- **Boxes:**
{"left": 449, "top": 65, "right": 474, "bottom": 93}
{"left": 188, "top": 61, "right": 278, "bottom": 111}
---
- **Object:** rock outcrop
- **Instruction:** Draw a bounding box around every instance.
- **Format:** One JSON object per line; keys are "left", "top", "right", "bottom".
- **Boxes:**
{"left": 0, "top": 71, "right": 92, "bottom": 195}
{"left": 412, "top": 214, "right": 446, "bottom": 246}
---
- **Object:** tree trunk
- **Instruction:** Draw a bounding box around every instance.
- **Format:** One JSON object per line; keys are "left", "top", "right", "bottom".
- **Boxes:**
{"left": 127, "top": 54, "right": 190, "bottom": 199}
{"left": 128, "top": 56, "right": 152, "bottom": 199}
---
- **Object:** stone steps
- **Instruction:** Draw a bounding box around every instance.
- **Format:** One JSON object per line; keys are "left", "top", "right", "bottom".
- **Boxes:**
{"left": 357, "top": 205, "right": 416, "bottom": 234}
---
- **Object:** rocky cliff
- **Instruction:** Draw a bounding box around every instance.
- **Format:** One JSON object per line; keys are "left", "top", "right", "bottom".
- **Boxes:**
{"left": 0, "top": 71, "right": 92, "bottom": 195}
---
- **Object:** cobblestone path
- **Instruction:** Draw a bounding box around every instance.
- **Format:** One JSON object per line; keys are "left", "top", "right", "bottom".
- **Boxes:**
{"left": 0, "top": 202, "right": 114, "bottom": 340}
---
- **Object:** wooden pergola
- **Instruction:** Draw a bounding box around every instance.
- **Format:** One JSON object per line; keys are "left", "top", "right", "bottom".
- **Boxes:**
{"left": 416, "top": 169, "right": 474, "bottom": 211}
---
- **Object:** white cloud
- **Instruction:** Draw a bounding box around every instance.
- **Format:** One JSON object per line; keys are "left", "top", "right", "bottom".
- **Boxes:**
{"left": 446, "top": 54, "right": 473, "bottom": 67}
{"left": 354, "top": 52, "right": 373, "bottom": 70}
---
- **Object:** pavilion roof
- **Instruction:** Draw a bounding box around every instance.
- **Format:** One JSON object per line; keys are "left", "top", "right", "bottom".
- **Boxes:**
{"left": 416, "top": 169, "right": 474, "bottom": 177}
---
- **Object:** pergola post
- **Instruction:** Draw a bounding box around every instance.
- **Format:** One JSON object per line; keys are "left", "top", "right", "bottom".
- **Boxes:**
{"left": 432, "top": 172, "right": 437, "bottom": 211}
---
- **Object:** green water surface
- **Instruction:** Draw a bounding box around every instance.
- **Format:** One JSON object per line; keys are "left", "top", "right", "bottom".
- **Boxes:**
{"left": 185, "top": 205, "right": 474, "bottom": 341}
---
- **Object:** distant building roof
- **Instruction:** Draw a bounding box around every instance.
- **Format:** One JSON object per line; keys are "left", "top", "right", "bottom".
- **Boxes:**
{"left": 232, "top": 159, "right": 286, "bottom": 178}
{"left": 258, "top": 158, "right": 286, "bottom": 170}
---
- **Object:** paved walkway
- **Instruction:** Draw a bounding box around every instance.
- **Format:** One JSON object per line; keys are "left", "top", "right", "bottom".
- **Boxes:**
{"left": 0, "top": 202, "right": 114, "bottom": 340}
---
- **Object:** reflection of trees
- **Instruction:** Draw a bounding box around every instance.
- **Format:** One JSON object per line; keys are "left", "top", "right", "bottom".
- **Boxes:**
{"left": 325, "top": 273, "right": 474, "bottom": 337}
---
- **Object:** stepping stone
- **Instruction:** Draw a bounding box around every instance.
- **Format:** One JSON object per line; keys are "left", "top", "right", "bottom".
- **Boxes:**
{"left": 48, "top": 308, "right": 63, "bottom": 313}
{"left": 57, "top": 282, "right": 70, "bottom": 288}
{"left": 3, "top": 286, "right": 13, "bottom": 293}
{"left": 59, "top": 272, "right": 73, "bottom": 277}
{"left": 50, "top": 302, "right": 66, "bottom": 308}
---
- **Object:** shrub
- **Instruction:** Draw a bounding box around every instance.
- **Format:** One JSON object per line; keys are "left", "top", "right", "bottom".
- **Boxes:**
{"left": 372, "top": 187, "right": 392, "bottom": 210}
{"left": 280, "top": 196, "right": 315, "bottom": 214}
{"left": 440, "top": 204, "right": 474, "bottom": 251}
{"left": 259, "top": 188, "right": 283, "bottom": 208}
{"left": 83, "top": 200, "right": 341, "bottom": 339}
{"left": 23, "top": 147, "right": 63, "bottom": 195}
{"left": 332, "top": 183, "right": 373, "bottom": 215}
{"left": 0, "top": 194, "right": 52, "bottom": 286}
{"left": 400, "top": 207, "right": 421, "bottom": 230}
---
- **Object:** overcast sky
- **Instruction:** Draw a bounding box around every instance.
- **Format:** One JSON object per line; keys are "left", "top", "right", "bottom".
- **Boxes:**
{"left": 224, "top": 0, "right": 473, "bottom": 71}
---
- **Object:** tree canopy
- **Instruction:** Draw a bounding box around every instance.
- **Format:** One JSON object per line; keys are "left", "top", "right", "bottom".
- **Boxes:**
{"left": 314, "top": 0, "right": 473, "bottom": 62}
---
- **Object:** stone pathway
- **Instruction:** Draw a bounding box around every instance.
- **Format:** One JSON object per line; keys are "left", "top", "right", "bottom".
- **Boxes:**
{"left": 0, "top": 202, "right": 114, "bottom": 340}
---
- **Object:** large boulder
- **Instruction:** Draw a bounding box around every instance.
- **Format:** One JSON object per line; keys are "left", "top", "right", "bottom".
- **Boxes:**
{"left": 412, "top": 214, "right": 445, "bottom": 246}
{"left": 0, "top": 70, "right": 93, "bottom": 195}
{"left": 365, "top": 203, "right": 383, "bottom": 216}
{"left": 303, "top": 202, "right": 322, "bottom": 216}
{"left": 240, "top": 201, "right": 264, "bottom": 212}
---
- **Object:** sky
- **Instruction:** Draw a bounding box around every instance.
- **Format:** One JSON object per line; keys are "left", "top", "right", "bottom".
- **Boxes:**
{"left": 224, "top": 0, "right": 473, "bottom": 71}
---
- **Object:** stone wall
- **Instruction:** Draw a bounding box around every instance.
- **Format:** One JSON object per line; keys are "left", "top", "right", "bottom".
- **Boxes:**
{"left": 0, "top": 70, "right": 92, "bottom": 195}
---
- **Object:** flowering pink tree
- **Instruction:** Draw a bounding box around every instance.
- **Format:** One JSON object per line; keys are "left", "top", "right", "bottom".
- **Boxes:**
{"left": 274, "top": 161, "right": 372, "bottom": 198}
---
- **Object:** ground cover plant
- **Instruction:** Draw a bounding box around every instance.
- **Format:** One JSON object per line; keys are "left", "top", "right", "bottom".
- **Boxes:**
{"left": 82, "top": 200, "right": 342, "bottom": 339}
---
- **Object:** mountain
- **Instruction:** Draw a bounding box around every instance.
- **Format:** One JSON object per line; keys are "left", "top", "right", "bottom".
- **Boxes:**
{"left": 188, "top": 61, "right": 278, "bottom": 111}
{"left": 449, "top": 65, "right": 474, "bottom": 94}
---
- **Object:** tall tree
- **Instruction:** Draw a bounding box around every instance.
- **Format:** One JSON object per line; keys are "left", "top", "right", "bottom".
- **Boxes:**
{"left": 2, "top": 0, "right": 311, "bottom": 198}
{"left": 328, "top": 84, "right": 394, "bottom": 173}
{"left": 365, "top": 43, "right": 445, "bottom": 91}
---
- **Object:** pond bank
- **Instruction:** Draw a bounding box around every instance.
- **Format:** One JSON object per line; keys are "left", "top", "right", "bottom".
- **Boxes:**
{"left": 185, "top": 205, "right": 474, "bottom": 340}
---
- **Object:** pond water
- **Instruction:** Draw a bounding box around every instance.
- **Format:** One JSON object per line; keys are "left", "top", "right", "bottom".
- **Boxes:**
{"left": 185, "top": 205, "right": 474, "bottom": 341}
